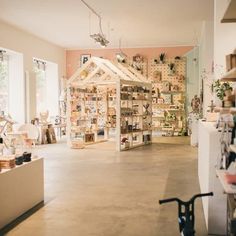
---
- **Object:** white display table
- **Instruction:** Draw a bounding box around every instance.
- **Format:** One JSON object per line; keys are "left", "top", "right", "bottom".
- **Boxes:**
{"left": 198, "top": 121, "right": 227, "bottom": 235}
{"left": 0, "top": 158, "right": 44, "bottom": 229}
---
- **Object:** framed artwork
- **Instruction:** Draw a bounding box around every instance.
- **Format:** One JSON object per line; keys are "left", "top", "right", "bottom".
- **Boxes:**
{"left": 80, "top": 54, "right": 91, "bottom": 66}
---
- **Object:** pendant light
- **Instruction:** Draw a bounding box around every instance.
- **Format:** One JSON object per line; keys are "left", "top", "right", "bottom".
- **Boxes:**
{"left": 116, "top": 38, "right": 127, "bottom": 63}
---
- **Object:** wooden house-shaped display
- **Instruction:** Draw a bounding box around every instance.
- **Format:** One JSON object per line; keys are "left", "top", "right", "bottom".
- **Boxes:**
{"left": 67, "top": 57, "right": 152, "bottom": 151}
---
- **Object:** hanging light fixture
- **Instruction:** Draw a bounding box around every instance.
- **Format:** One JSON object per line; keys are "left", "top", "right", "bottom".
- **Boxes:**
{"left": 42, "top": 62, "right": 46, "bottom": 71}
{"left": 116, "top": 38, "right": 127, "bottom": 63}
{"left": 81, "top": 0, "right": 109, "bottom": 47}
{"left": 33, "top": 59, "right": 46, "bottom": 71}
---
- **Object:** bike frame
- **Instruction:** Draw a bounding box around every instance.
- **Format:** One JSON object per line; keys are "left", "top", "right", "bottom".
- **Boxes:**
{"left": 159, "top": 192, "right": 213, "bottom": 236}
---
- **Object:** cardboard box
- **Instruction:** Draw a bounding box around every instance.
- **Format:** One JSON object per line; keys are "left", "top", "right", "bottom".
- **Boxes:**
{"left": 226, "top": 54, "right": 236, "bottom": 71}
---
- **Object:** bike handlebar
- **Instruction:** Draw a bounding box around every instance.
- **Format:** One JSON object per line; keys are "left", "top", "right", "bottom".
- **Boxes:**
{"left": 159, "top": 198, "right": 181, "bottom": 204}
{"left": 159, "top": 192, "right": 213, "bottom": 205}
{"left": 190, "top": 192, "right": 213, "bottom": 202}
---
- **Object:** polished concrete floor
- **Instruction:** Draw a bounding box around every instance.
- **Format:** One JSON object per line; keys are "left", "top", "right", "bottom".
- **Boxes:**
{"left": 7, "top": 139, "right": 207, "bottom": 236}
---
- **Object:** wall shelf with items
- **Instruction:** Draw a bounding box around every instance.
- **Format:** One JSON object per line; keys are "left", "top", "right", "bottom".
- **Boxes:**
{"left": 67, "top": 57, "right": 152, "bottom": 151}
{"left": 150, "top": 58, "right": 187, "bottom": 136}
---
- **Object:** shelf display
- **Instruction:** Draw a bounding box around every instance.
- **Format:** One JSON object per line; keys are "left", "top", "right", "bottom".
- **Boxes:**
{"left": 67, "top": 57, "right": 152, "bottom": 151}
{"left": 150, "top": 58, "right": 187, "bottom": 136}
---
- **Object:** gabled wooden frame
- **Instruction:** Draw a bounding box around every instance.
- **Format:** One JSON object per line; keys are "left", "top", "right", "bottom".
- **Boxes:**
{"left": 67, "top": 57, "right": 152, "bottom": 151}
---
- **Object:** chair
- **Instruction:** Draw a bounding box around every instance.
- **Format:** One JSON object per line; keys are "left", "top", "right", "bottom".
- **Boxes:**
{"left": 18, "top": 124, "right": 39, "bottom": 147}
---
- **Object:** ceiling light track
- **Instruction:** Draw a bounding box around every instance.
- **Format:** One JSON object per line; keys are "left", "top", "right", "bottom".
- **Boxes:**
{"left": 80, "top": 0, "right": 109, "bottom": 47}
{"left": 0, "top": 50, "right": 7, "bottom": 62}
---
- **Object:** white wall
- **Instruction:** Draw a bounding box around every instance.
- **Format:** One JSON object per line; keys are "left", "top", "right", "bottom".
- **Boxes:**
{"left": 199, "top": 21, "right": 214, "bottom": 115}
{"left": 8, "top": 50, "right": 25, "bottom": 123}
{"left": 0, "top": 20, "right": 65, "bottom": 121}
{"left": 185, "top": 47, "right": 200, "bottom": 113}
{"left": 46, "top": 61, "right": 59, "bottom": 117}
{"left": 214, "top": 0, "right": 236, "bottom": 79}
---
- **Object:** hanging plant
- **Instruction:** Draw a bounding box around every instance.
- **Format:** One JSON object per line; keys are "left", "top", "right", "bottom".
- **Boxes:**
{"left": 213, "top": 79, "right": 232, "bottom": 101}
{"left": 168, "top": 63, "right": 175, "bottom": 70}
{"left": 168, "top": 63, "right": 175, "bottom": 75}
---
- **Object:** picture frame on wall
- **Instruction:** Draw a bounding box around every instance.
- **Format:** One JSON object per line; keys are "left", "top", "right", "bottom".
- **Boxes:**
{"left": 80, "top": 54, "right": 91, "bottom": 66}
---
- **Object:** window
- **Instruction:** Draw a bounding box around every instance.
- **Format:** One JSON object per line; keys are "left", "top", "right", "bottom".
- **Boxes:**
{"left": 0, "top": 51, "right": 9, "bottom": 114}
{"left": 34, "top": 58, "right": 59, "bottom": 118}
{"left": 0, "top": 47, "right": 24, "bottom": 123}
{"left": 34, "top": 60, "right": 47, "bottom": 115}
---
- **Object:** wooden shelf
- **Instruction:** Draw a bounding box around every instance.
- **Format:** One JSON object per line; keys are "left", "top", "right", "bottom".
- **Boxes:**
{"left": 161, "top": 91, "right": 184, "bottom": 94}
{"left": 214, "top": 107, "right": 236, "bottom": 114}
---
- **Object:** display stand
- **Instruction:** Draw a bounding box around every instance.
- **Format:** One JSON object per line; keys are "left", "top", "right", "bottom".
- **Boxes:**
{"left": 67, "top": 57, "right": 152, "bottom": 151}
{"left": 0, "top": 158, "right": 44, "bottom": 230}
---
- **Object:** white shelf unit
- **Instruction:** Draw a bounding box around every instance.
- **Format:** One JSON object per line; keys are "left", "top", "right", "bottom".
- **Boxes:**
{"left": 67, "top": 57, "right": 152, "bottom": 151}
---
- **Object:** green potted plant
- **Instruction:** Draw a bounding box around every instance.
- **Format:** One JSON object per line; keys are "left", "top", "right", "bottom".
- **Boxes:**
{"left": 213, "top": 79, "right": 232, "bottom": 106}
{"left": 159, "top": 53, "right": 165, "bottom": 64}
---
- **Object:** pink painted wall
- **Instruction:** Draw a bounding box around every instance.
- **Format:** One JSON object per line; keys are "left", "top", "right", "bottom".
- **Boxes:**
{"left": 66, "top": 46, "right": 193, "bottom": 78}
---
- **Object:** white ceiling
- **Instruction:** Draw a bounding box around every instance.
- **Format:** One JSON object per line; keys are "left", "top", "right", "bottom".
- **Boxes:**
{"left": 0, "top": 0, "right": 214, "bottom": 49}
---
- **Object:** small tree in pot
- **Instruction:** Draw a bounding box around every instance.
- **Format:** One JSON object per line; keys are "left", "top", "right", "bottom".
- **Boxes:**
{"left": 213, "top": 79, "right": 232, "bottom": 106}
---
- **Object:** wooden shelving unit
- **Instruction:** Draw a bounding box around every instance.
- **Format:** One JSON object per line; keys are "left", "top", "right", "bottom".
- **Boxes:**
{"left": 150, "top": 58, "right": 187, "bottom": 136}
{"left": 118, "top": 81, "right": 152, "bottom": 151}
{"left": 69, "top": 85, "right": 116, "bottom": 148}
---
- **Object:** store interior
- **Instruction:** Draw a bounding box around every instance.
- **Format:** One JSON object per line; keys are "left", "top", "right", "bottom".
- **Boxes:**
{"left": 0, "top": 0, "right": 236, "bottom": 235}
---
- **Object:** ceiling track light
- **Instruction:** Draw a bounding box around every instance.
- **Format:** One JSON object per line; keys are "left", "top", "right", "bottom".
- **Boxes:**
{"left": 0, "top": 50, "right": 6, "bottom": 62}
{"left": 80, "top": 0, "right": 109, "bottom": 47}
{"left": 90, "top": 33, "right": 109, "bottom": 48}
{"left": 34, "top": 59, "right": 46, "bottom": 71}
